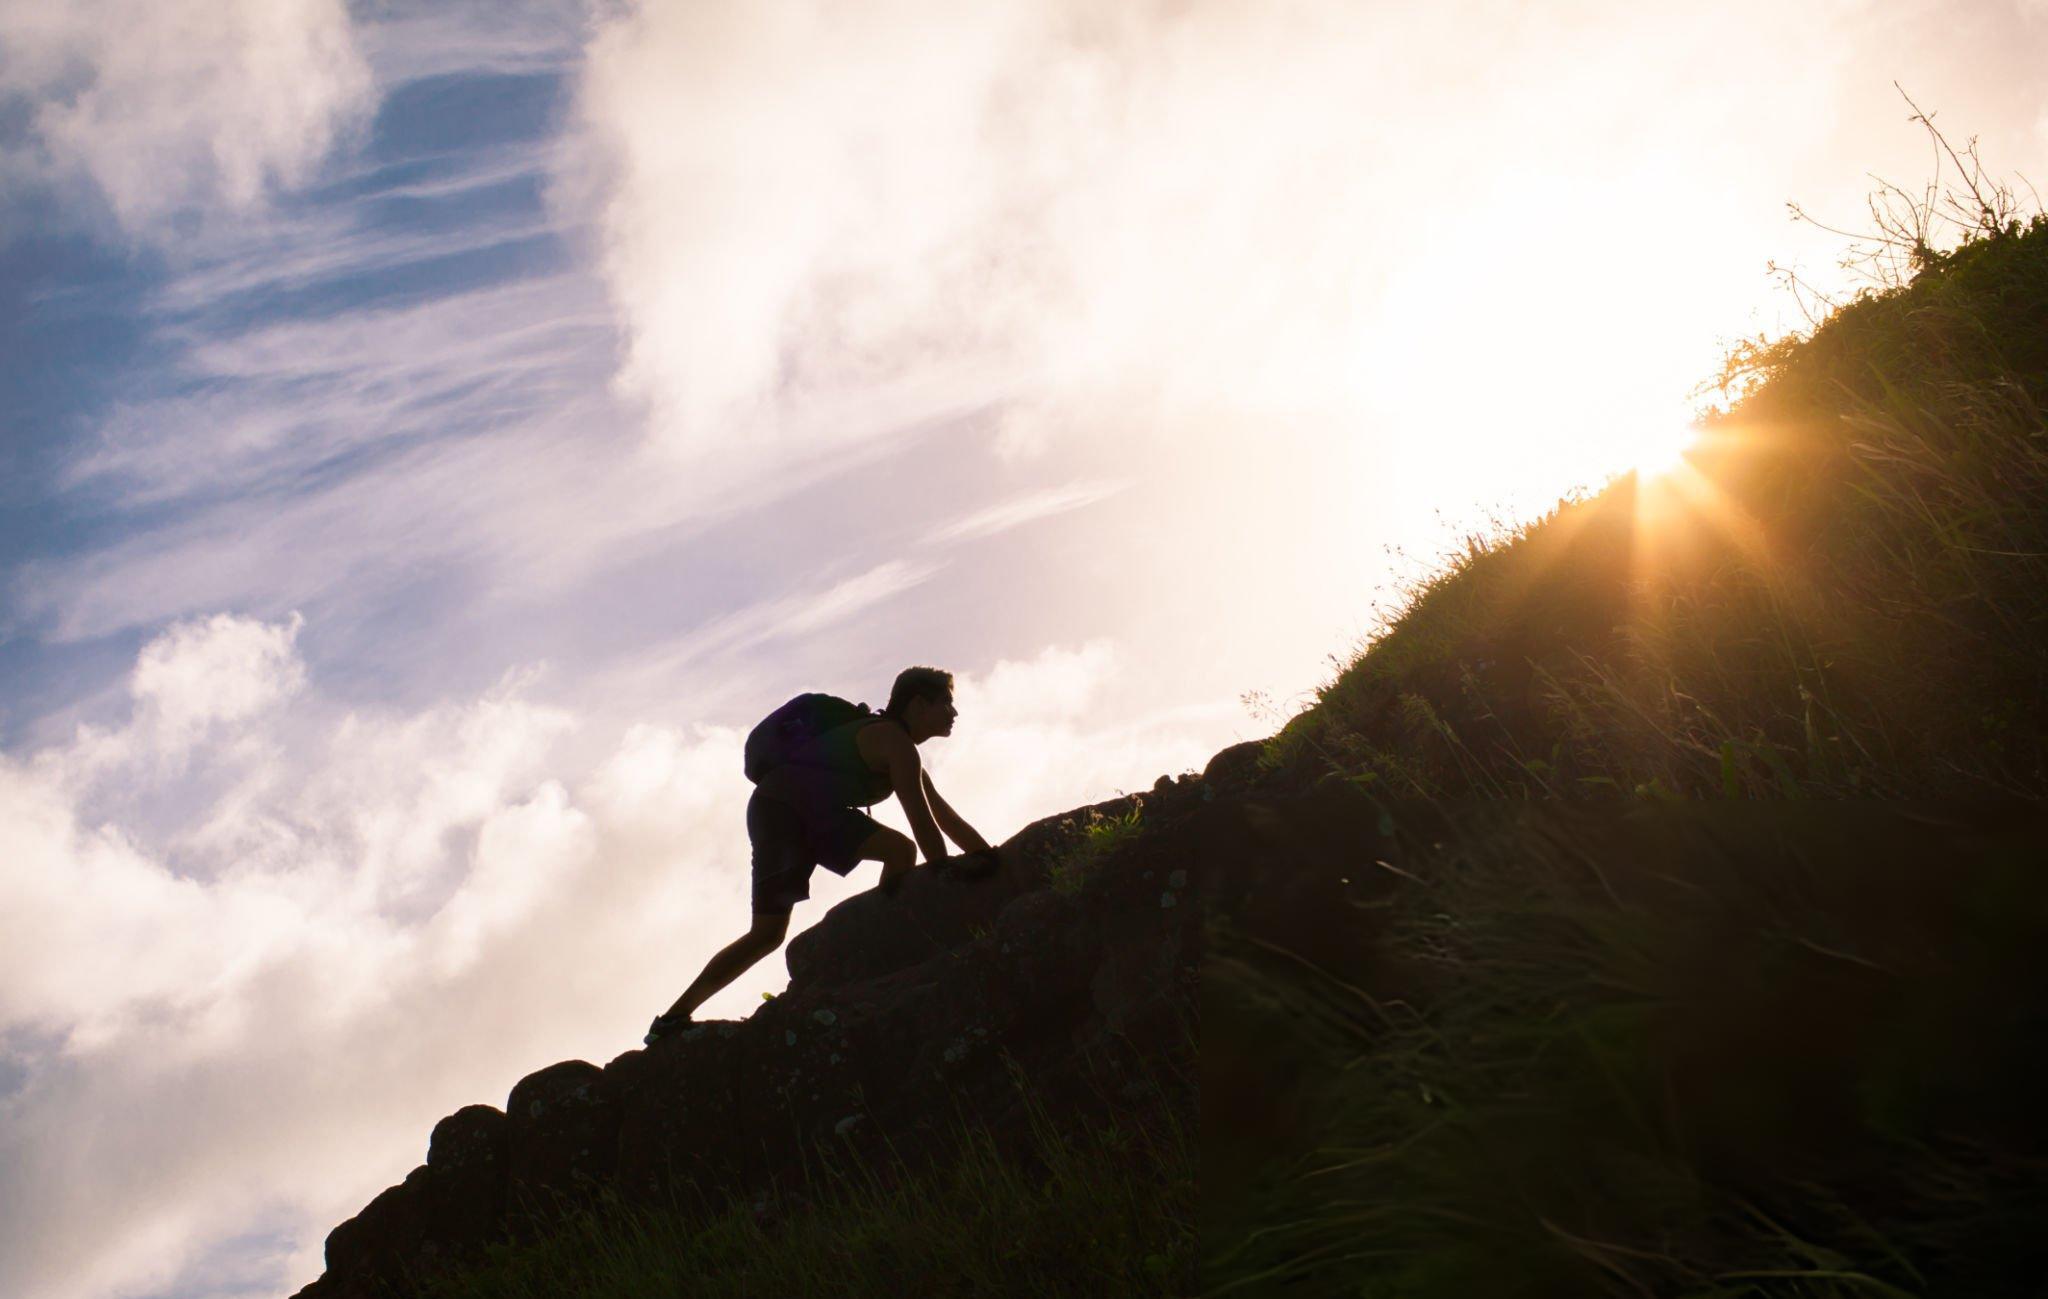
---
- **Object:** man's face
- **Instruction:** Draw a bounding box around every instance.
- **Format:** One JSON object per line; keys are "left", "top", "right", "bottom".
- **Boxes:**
{"left": 927, "top": 693, "right": 957, "bottom": 734}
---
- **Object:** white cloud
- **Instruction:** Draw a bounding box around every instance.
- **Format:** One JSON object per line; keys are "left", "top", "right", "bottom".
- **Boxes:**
{"left": 0, "top": 762, "right": 228, "bottom": 1034}
{"left": 130, "top": 612, "right": 307, "bottom": 750}
{"left": 959, "top": 639, "right": 1117, "bottom": 726}
{"left": 0, "top": 0, "right": 374, "bottom": 240}
{"left": 568, "top": 1, "right": 1040, "bottom": 451}
{"left": 564, "top": 0, "right": 1538, "bottom": 457}
{"left": 1, "top": 616, "right": 649, "bottom": 1298}
{"left": 43, "top": 613, "right": 312, "bottom": 816}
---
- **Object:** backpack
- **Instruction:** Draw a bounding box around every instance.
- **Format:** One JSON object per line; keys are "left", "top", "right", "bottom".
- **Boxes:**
{"left": 743, "top": 693, "right": 877, "bottom": 784}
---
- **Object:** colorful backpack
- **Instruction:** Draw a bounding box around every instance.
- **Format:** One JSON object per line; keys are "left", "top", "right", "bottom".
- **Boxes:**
{"left": 743, "top": 693, "right": 876, "bottom": 784}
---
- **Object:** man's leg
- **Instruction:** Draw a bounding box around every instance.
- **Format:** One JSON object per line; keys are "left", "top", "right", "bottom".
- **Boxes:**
{"left": 663, "top": 908, "right": 791, "bottom": 1021}
{"left": 854, "top": 825, "right": 917, "bottom": 894}
{"left": 659, "top": 821, "right": 912, "bottom": 1026}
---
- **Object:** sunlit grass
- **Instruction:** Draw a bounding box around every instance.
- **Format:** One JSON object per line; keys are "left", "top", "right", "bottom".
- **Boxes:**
{"left": 1264, "top": 205, "right": 2048, "bottom": 802}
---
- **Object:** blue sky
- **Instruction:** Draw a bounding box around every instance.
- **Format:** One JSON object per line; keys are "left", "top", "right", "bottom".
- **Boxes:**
{"left": 2, "top": 2, "right": 2044, "bottom": 1296}
{"left": 1, "top": 22, "right": 588, "bottom": 731}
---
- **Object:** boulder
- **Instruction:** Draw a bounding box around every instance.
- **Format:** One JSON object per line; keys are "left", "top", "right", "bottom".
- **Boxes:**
{"left": 420, "top": 1105, "right": 507, "bottom": 1258}
{"left": 782, "top": 846, "right": 1031, "bottom": 990}
{"left": 503, "top": 1060, "right": 620, "bottom": 1231}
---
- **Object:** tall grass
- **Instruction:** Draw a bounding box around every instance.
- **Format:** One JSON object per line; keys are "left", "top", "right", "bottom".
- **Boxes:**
{"left": 1199, "top": 801, "right": 2048, "bottom": 1298}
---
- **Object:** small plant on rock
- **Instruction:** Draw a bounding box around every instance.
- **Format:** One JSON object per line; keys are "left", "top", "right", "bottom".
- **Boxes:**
{"left": 1046, "top": 800, "right": 1146, "bottom": 895}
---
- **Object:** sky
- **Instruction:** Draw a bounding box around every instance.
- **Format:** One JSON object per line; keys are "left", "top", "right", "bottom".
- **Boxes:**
{"left": 1, "top": 1, "right": 2043, "bottom": 1295}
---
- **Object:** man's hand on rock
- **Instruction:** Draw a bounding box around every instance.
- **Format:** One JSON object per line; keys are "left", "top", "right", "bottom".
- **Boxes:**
{"left": 938, "top": 847, "right": 1001, "bottom": 880}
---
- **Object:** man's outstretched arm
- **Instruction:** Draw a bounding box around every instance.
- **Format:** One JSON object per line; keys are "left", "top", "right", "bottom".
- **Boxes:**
{"left": 921, "top": 771, "right": 991, "bottom": 853}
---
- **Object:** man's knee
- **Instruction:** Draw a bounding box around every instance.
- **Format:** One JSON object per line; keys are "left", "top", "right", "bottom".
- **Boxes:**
{"left": 748, "top": 910, "right": 790, "bottom": 945}
{"left": 858, "top": 825, "right": 916, "bottom": 869}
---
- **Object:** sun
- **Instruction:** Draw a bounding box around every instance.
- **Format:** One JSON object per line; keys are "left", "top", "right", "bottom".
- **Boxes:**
{"left": 1631, "top": 423, "right": 1700, "bottom": 480}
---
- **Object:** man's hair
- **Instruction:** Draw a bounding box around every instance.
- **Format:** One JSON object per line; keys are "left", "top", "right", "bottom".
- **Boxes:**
{"left": 883, "top": 666, "right": 953, "bottom": 719}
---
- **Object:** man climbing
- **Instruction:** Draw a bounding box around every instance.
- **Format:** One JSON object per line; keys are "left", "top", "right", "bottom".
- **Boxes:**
{"left": 645, "top": 666, "right": 996, "bottom": 1044}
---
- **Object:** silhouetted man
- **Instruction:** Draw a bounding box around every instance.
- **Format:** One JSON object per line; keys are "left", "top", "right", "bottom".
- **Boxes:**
{"left": 645, "top": 666, "right": 993, "bottom": 1044}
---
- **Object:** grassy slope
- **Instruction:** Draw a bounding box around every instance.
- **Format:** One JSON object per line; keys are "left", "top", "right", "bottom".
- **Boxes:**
{"left": 1202, "top": 214, "right": 2048, "bottom": 1297}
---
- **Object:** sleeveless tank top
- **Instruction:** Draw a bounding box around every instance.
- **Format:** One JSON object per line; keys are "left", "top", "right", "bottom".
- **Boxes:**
{"left": 769, "top": 714, "right": 897, "bottom": 811}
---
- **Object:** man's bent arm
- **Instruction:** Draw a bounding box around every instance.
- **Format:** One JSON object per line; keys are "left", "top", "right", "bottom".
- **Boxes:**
{"left": 882, "top": 736, "right": 949, "bottom": 864}
{"left": 922, "top": 771, "right": 990, "bottom": 853}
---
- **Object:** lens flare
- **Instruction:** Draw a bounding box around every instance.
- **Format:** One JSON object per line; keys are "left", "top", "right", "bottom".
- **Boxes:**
{"left": 1633, "top": 424, "right": 1701, "bottom": 479}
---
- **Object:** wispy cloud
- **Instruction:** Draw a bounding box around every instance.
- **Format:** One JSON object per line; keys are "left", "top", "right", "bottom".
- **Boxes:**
{"left": 7, "top": 10, "right": 630, "bottom": 653}
{"left": 918, "top": 478, "right": 1130, "bottom": 547}
{"left": 353, "top": 0, "right": 588, "bottom": 85}
{"left": 15, "top": 48, "right": 1000, "bottom": 660}
{"left": 144, "top": 151, "right": 565, "bottom": 316}
{"left": 60, "top": 272, "right": 610, "bottom": 504}
{"left": 607, "top": 558, "right": 947, "bottom": 695}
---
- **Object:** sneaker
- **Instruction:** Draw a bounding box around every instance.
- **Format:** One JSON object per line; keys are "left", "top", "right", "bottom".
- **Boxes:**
{"left": 644, "top": 1011, "right": 691, "bottom": 1047}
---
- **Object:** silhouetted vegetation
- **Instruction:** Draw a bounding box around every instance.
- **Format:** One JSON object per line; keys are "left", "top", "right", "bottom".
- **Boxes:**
{"left": 1201, "top": 800, "right": 2047, "bottom": 1297}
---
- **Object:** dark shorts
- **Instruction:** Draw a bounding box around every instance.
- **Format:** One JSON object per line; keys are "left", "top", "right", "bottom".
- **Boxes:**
{"left": 748, "top": 785, "right": 886, "bottom": 914}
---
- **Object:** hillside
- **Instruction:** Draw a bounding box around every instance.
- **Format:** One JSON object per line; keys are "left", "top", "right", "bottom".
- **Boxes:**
{"left": 293, "top": 211, "right": 2048, "bottom": 1297}
{"left": 292, "top": 738, "right": 1378, "bottom": 1297}
{"left": 1201, "top": 206, "right": 2048, "bottom": 1295}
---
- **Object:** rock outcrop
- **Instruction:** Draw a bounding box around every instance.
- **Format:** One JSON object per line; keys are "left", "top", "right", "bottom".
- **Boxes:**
{"left": 293, "top": 739, "right": 1386, "bottom": 1297}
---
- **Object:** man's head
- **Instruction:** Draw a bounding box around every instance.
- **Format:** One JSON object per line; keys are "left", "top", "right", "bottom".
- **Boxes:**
{"left": 883, "top": 665, "right": 956, "bottom": 744}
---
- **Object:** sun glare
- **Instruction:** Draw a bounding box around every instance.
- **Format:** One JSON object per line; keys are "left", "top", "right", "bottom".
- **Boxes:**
{"left": 1632, "top": 424, "right": 1700, "bottom": 480}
